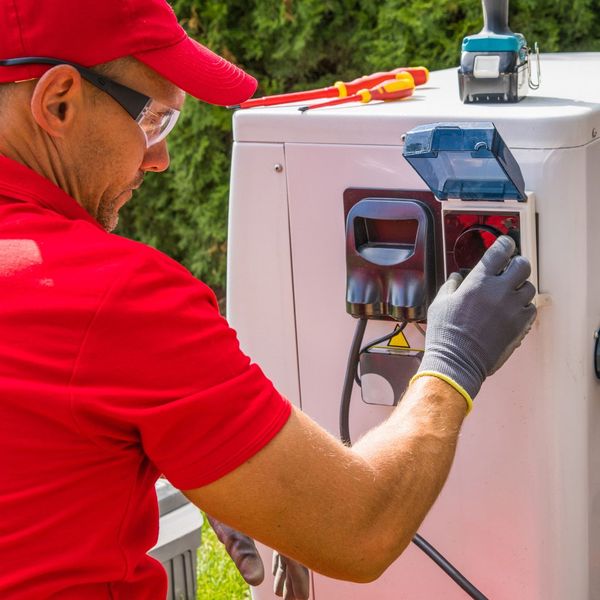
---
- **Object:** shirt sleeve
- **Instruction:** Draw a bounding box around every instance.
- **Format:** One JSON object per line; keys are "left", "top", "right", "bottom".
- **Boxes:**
{"left": 69, "top": 248, "right": 291, "bottom": 489}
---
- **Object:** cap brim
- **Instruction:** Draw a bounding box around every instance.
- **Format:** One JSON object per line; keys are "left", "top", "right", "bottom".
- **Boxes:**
{"left": 0, "top": 64, "right": 49, "bottom": 83}
{"left": 134, "top": 36, "right": 257, "bottom": 106}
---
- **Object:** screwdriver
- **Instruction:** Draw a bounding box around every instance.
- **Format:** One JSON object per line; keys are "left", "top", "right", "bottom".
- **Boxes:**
{"left": 298, "top": 76, "right": 415, "bottom": 112}
{"left": 232, "top": 66, "right": 428, "bottom": 109}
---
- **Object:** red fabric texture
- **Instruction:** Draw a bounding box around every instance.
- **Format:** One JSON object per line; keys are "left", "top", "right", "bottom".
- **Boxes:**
{"left": 0, "top": 155, "right": 290, "bottom": 599}
{"left": 0, "top": 0, "right": 257, "bottom": 105}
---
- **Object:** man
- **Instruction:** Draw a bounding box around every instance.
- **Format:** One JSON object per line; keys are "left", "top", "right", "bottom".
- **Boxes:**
{"left": 0, "top": 1, "right": 536, "bottom": 599}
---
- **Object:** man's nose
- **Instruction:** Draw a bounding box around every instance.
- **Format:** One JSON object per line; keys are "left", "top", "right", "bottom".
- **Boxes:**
{"left": 141, "top": 140, "right": 170, "bottom": 173}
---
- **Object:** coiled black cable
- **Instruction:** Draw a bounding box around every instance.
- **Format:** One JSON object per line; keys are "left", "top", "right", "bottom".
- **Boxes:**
{"left": 339, "top": 317, "right": 489, "bottom": 600}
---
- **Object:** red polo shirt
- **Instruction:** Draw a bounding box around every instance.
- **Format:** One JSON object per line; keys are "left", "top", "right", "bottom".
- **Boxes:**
{"left": 0, "top": 156, "right": 291, "bottom": 599}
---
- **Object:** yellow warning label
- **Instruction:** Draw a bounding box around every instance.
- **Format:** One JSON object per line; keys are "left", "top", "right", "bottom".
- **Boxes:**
{"left": 388, "top": 330, "right": 410, "bottom": 349}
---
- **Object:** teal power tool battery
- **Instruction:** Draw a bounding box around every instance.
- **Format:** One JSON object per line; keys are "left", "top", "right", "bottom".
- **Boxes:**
{"left": 458, "top": 0, "right": 539, "bottom": 103}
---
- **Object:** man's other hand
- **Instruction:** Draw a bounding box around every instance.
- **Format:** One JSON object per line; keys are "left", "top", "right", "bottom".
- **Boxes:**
{"left": 205, "top": 514, "right": 309, "bottom": 597}
{"left": 205, "top": 514, "right": 264, "bottom": 586}
{"left": 273, "top": 552, "right": 310, "bottom": 599}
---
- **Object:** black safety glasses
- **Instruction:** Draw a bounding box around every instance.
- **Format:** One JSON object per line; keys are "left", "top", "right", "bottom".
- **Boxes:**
{"left": 0, "top": 57, "right": 180, "bottom": 146}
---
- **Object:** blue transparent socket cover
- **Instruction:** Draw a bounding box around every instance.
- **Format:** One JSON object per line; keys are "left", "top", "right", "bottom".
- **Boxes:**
{"left": 402, "top": 122, "right": 526, "bottom": 201}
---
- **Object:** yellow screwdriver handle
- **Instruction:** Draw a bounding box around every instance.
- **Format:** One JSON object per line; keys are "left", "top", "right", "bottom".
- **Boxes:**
{"left": 394, "top": 72, "right": 415, "bottom": 84}
{"left": 357, "top": 75, "right": 415, "bottom": 103}
{"left": 336, "top": 68, "right": 420, "bottom": 98}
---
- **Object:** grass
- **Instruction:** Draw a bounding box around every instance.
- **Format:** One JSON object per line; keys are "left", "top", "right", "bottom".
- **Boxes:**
{"left": 196, "top": 514, "right": 252, "bottom": 600}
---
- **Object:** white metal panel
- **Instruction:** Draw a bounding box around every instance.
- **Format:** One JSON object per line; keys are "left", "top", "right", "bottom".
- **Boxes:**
{"left": 226, "top": 142, "right": 300, "bottom": 408}
{"left": 227, "top": 143, "right": 307, "bottom": 600}
{"left": 585, "top": 140, "right": 600, "bottom": 600}
{"left": 280, "top": 140, "right": 599, "bottom": 600}
{"left": 233, "top": 54, "right": 600, "bottom": 150}
{"left": 227, "top": 54, "right": 600, "bottom": 600}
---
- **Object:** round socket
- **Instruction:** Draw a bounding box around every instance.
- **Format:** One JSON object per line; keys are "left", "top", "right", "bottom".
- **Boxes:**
{"left": 453, "top": 225, "right": 503, "bottom": 270}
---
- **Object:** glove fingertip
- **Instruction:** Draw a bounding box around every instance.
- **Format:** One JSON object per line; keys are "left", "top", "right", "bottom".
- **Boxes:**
{"left": 480, "top": 235, "right": 516, "bottom": 274}
{"left": 526, "top": 303, "right": 538, "bottom": 326}
{"left": 447, "top": 271, "right": 463, "bottom": 286}
{"left": 495, "top": 234, "right": 517, "bottom": 255}
{"left": 439, "top": 272, "right": 463, "bottom": 296}
{"left": 240, "top": 558, "right": 265, "bottom": 586}
{"left": 273, "top": 569, "right": 285, "bottom": 596}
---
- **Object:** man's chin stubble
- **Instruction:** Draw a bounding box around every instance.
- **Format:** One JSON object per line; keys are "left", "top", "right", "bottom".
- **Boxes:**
{"left": 97, "top": 196, "right": 125, "bottom": 232}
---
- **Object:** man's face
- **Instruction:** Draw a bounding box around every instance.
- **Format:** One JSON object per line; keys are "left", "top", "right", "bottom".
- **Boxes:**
{"left": 76, "top": 59, "right": 185, "bottom": 231}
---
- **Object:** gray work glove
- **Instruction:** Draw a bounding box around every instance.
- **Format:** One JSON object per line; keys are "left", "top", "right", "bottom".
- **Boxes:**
{"left": 272, "top": 552, "right": 310, "bottom": 600}
{"left": 416, "top": 235, "right": 537, "bottom": 405}
{"left": 205, "top": 514, "right": 265, "bottom": 586}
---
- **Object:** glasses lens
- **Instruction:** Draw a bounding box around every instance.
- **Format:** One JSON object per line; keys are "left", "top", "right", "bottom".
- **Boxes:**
{"left": 136, "top": 100, "right": 181, "bottom": 147}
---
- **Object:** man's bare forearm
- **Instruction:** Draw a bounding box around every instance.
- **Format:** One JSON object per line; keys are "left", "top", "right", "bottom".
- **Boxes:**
{"left": 350, "top": 375, "right": 466, "bottom": 568}
{"left": 185, "top": 376, "right": 466, "bottom": 582}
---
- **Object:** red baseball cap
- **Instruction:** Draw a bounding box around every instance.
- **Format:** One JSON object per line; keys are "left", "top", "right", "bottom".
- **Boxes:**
{"left": 0, "top": 0, "right": 257, "bottom": 106}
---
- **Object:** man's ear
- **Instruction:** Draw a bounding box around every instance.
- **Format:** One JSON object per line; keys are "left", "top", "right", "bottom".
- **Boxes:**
{"left": 30, "top": 65, "right": 84, "bottom": 140}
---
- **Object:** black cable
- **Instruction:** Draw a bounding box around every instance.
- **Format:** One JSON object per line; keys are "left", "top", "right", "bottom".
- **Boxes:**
{"left": 359, "top": 321, "right": 406, "bottom": 355}
{"left": 340, "top": 318, "right": 489, "bottom": 600}
{"left": 340, "top": 317, "right": 367, "bottom": 446}
{"left": 342, "top": 318, "right": 405, "bottom": 442}
{"left": 412, "top": 534, "right": 489, "bottom": 600}
{"left": 353, "top": 323, "right": 405, "bottom": 386}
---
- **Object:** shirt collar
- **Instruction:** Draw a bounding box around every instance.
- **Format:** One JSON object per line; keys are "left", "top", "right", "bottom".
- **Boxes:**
{"left": 0, "top": 155, "right": 103, "bottom": 230}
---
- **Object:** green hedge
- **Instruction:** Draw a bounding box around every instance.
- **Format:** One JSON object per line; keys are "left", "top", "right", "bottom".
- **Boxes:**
{"left": 117, "top": 0, "right": 600, "bottom": 298}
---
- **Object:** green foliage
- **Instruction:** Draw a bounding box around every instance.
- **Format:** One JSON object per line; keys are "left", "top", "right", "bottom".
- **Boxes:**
{"left": 197, "top": 515, "right": 250, "bottom": 599}
{"left": 117, "top": 0, "right": 600, "bottom": 297}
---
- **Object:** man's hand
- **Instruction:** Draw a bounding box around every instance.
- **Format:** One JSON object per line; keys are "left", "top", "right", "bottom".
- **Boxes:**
{"left": 416, "top": 235, "right": 537, "bottom": 403}
{"left": 205, "top": 515, "right": 309, "bottom": 597}
{"left": 273, "top": 552, "right": 310, "bottom": 599}
{"left": 205, "top": 514, "right": 264, "bottom": 586}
